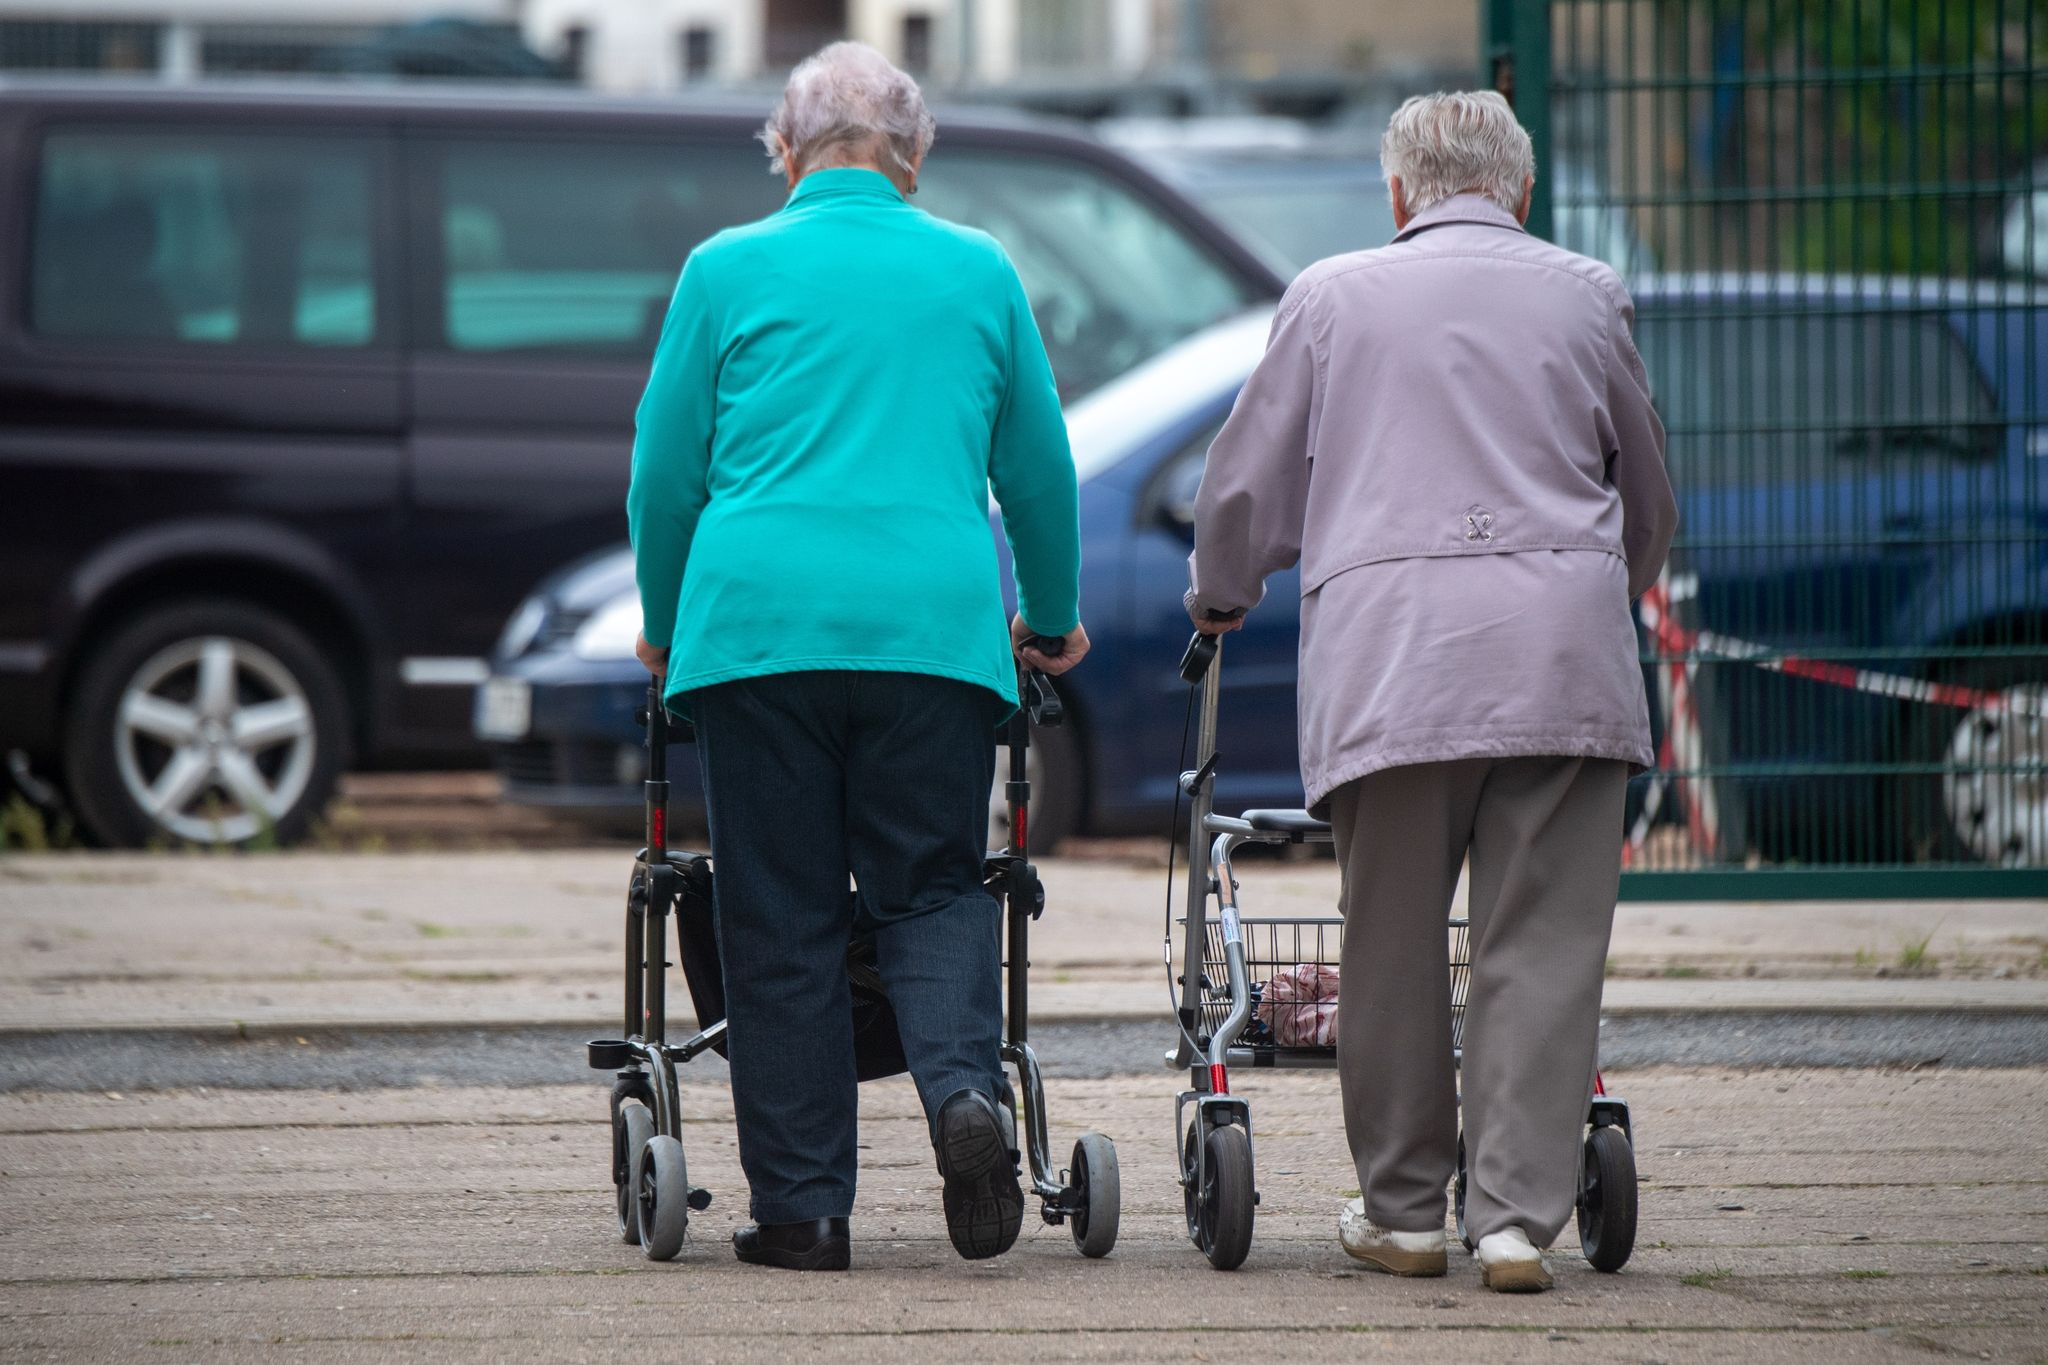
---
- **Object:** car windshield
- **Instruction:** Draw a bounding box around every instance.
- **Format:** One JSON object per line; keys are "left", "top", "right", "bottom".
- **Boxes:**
{"left": 1199, "top": 175, "right": 1398, "bottom": 271}
{"left": 916, "top": 152, "right": 1260, "bottom": 398}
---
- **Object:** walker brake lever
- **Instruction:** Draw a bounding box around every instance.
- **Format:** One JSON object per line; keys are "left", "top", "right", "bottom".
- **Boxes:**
{"left": 1023, "top": 669, "right": 1064, "bottom": 727}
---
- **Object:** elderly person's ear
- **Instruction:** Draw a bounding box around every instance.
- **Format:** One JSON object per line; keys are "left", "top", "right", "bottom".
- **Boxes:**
{"left": 1514, "top": 175, "right": 1534, "bottom": 225}
{"left": 775, "top": 135, "right": 799, "bottom": 190}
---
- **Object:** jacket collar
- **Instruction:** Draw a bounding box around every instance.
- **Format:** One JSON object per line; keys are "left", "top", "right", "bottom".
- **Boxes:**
{"left": 1391, "top": 192, "right": 1526, "bottom": 242}
{"left": 784, "top": 167, "right": 906, "bottom": 209}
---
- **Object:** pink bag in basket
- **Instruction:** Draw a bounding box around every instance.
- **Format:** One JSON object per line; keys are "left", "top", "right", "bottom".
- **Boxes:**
{"left": 1257, "top": 963, "right": 1340, "bottom": 1047}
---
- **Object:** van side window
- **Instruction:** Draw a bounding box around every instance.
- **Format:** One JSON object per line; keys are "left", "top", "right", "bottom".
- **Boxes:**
{"left": 430, "top": 139, "right": 777, "bottom": 353}
{"left": 30, "top": 129, "right": 378, "bottom": 348}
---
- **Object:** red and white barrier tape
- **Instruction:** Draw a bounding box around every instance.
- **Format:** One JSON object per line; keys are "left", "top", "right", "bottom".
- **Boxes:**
{"left": 1636, "top": 588, "right": 2040, "bottom": 717}
{"left": 1624, "top": 578, "right": 2039, "bottom": 864}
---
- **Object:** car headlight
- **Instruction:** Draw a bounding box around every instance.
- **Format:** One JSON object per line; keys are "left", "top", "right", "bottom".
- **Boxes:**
{"left": 571, "top": 594, "right": 644, "bottom": 661}
{"left": 495, "top": 596, "right": 549, "bottom": 661}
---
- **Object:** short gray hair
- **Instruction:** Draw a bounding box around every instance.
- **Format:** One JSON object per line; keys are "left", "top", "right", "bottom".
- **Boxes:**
{"left": 1380, "top": 90, "right": 1535, "bottom": 217}
{"left": 759, "top": 41, "right": 937, "bottom": 178}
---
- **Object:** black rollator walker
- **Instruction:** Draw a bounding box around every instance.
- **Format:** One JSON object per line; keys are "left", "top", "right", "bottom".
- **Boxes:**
{"left": 1168, "top": 631, "right": 1637, "bottom": 1272}
{"left": 588, "top": 649, "right": 1121, "bottom": 1261}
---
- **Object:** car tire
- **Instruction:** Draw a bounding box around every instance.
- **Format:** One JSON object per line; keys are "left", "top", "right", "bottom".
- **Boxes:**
{"left": 63, "top": 599, "right": 350, "bottom": 848}
{"left": 1906, "top": 658, "right": 2047, "bottom": 866}
{"left": 992, "top": 714, "right": 1084, "bottom": 854}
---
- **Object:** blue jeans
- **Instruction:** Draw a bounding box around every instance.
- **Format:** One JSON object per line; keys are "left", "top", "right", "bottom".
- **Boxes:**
{"left": 692, "top": 669, "right": 1004, "bottom": 1224}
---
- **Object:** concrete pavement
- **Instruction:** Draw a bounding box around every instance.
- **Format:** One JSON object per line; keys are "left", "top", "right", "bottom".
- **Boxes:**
{"left": 3, "top": 1069, "right": 2045, "bottom": 1361}
{"left": 2, "top": 851, "right": 2044, "bottom": 1034}
{"left": 5, "top": 848, "right": 2048, "bottom": 1360}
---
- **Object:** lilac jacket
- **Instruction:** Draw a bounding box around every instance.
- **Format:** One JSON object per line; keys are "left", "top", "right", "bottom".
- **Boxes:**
{"left": 1187, "top": 193, "right": 1677, "bottom": 812}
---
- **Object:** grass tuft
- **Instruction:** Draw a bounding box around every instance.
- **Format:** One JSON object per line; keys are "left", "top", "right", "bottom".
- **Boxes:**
{"left": 1842, "top": 1268, "right": 1890, "bottom": 1280}
{"left": 1896, "top": 934, "right": 1936, "bottom": 975}
{"left": 1681, "top": 1268, "right": 1733, "bottom": 1288}
{"left": 1, "top": 794, "right": 76, "bottom": 852}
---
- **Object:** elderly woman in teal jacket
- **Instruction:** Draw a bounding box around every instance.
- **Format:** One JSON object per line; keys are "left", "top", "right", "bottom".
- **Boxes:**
{"left": 627, "top": 42, "right": 1087, "bottom": 1273}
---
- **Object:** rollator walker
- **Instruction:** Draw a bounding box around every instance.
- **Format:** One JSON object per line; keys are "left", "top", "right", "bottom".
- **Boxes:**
{"left": 1168, "top": 631, "right": 1637, "bottom": 1271}
{"left": 588, "top": 651, "right": 1121, "bottom": 1262}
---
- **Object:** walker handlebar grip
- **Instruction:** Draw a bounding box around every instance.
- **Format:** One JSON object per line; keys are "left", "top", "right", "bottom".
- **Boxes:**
{"left": 1024, "top": 633, "right": 1067, "bottom": 658}
{"left": 1180, "top": 631, "right": 1219, "bottom": 684}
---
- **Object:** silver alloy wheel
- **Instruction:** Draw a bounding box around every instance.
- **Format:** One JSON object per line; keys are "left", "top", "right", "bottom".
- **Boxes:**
{"left": 113, "top": 635, "right": 317, "bottom": 844}
{"left": 1942, "top": 685, "right": 2046, "bottom": 866}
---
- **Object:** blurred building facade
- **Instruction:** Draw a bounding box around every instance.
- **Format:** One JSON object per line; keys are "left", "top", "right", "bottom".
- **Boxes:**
{"left": 0, "top": 0, "right": 524, "bottom": 78}
{"left": 1, "top": 0, "right": 1471, "bottom": 92}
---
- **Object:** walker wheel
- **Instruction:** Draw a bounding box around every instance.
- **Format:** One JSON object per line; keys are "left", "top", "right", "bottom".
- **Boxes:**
{"left": 1068, "top": 1132, "right": 1121, "bottom": 1259}
{"left": 1577, "top": 1124, "right": 1637, "bottom": 1272}
{"left": 1189, "top": 1121, "right": 1254, "bottom": 1271}
{"left": 615, "top": 1102, "right": 655, "bottom": 1245}
{"left": 634, "top": 1134, "right": 690, "bottom": 1261}
{"left": 1453, "top": 1132, "right": 1474, "bottom": 1251}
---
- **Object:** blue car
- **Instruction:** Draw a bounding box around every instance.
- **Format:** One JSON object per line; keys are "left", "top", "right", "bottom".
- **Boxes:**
{"left": 482, "top": 276, "right": 2048, "bottom": 865}
{"left": 1629, "top": 275, "right": 2048, "bottom": 867}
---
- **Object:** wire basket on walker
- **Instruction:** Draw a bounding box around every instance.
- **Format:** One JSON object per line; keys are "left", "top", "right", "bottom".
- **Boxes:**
{"left": 1166, "top": 630, "right": 1638, "bottom": 1272}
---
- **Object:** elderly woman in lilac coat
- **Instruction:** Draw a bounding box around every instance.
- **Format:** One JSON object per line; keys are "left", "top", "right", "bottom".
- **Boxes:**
{"left": 1186, "top": 91, "right": 1676, "bottom": 1292}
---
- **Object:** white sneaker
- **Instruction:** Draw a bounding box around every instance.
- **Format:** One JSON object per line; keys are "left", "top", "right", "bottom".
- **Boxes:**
{"left": 1338, "top": 1197, "right": 1448, "bottom": 1276}
{"left": 1476, "top": 1227, "right": 1553, "bottom": 1292}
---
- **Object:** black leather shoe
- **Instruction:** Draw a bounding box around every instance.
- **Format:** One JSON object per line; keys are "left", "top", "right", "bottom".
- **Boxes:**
{"left": 934, "top": 1089, "right": 1023, "bottom": 1260}
{"left": 732, "top": 1217, "right": 850, "bottom": 1271}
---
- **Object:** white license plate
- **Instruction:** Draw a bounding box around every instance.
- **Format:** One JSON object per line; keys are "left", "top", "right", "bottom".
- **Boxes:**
{"left": 475, "top": 677, "right": 532, "bottom": 741}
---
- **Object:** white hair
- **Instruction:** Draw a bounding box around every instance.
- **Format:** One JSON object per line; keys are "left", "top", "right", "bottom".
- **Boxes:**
{"left": 1380, "top": 90, "right": 1535, "bottom": 218}
{"left": 759, "top": 41, "right": 937, "bottom": 178}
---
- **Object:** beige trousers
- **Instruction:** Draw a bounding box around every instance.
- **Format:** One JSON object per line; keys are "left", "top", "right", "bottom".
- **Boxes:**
{"left": 1329, "top": 755, "right": 1626, "bottom": 1246}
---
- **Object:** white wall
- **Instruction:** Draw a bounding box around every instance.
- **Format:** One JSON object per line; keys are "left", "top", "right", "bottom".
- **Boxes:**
{"left": 844, "top": 0, "right": 1021, "bottom": 86}
{"left": 523, "top": 0, "right": 762, "bottom": 91}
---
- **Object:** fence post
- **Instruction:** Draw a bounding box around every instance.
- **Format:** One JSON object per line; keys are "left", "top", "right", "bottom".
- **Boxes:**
{"left": 1510, "top": 0, "right": 1553, "bottom": 242}
{"left": 1481, "top": 0, "right": 1513, "bottom": 91}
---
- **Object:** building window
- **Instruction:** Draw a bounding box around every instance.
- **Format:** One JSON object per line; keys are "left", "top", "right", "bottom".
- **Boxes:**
{"left": 764, "top": 0, "right": 845, "bottom": 70}
{"left": 0, "top": 20, "right": 159, "bottom": 72}
{"left": 901, "top": 13, "right": 931, "bottom": 74}
{"left": 681, "top": 25, "right": 716, "bottom": 81}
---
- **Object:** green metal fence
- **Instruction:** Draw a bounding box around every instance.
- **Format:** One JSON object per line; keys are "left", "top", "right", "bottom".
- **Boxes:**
{"left": 1489, "top": 0, "right": 2048, "bottom": 898}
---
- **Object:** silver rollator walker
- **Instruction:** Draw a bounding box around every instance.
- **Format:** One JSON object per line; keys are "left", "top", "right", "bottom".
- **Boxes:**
{"left": 589, "top": 649, "right": 1121, "bottom": 1262}
{"left": 1168, "top": 631, "right": 1638, "bottom": 1272}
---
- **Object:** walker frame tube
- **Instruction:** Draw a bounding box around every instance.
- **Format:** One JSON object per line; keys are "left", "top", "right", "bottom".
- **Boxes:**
{"left": 1002, "top": 659, "right": 1086, "bottom": 1213}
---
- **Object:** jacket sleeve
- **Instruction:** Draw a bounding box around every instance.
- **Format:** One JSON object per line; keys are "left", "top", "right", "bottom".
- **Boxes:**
{"left": 988, "top": 255, "right": 1082, "bottom": 637}
{"left": 1186, "top": 288, "right": 1322, "bottom": 619}
{"left": 627, "top": 254, "right": 719, "bottom": 652}
{"left": 1602, "top": 287, "right": 1677, "bottom": 599}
